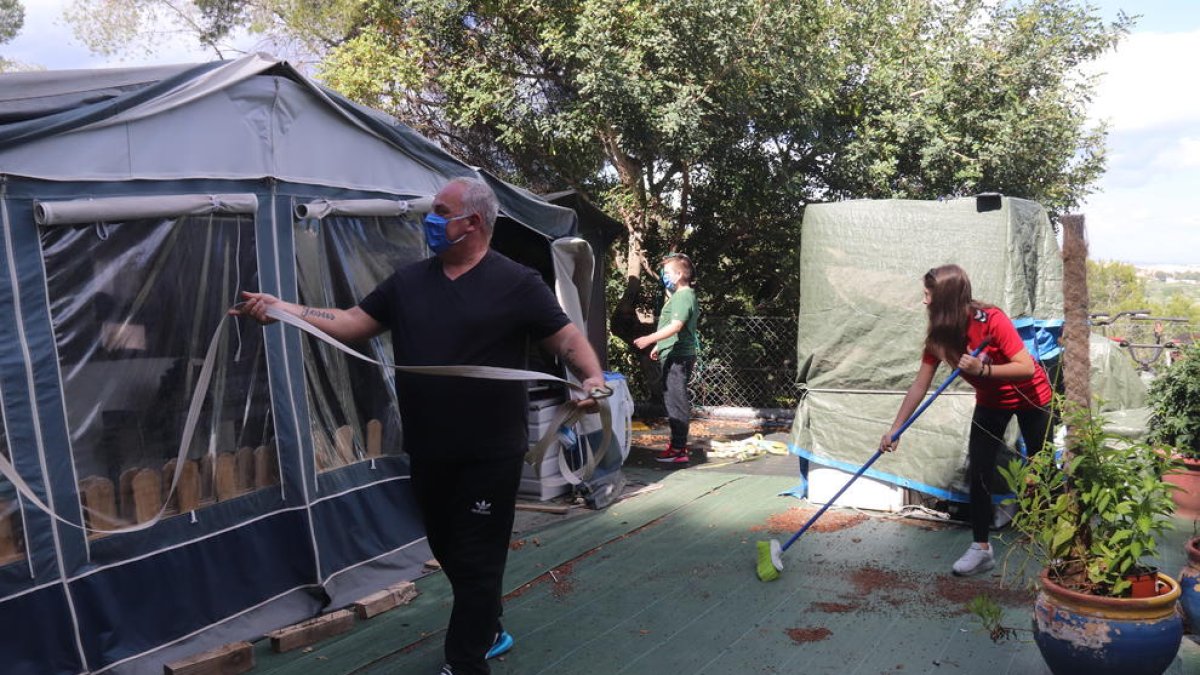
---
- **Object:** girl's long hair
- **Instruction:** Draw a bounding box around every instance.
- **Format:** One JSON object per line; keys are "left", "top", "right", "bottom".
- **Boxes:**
{"left": 923, "top": 264, "right": 989, "bottom": 364}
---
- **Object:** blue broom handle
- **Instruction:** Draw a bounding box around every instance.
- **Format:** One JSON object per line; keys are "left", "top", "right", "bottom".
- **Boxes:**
{"left": 780, "top": 339, "right": 991, "bottom": 552}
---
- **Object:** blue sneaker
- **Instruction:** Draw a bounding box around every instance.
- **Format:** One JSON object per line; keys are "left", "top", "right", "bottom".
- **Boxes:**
{"left": 486, "top": 630, "right": 514, "bottom": 659}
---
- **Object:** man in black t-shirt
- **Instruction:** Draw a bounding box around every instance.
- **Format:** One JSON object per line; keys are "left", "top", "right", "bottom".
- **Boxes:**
{"left": 235, "top": 177, "right": 605, "bottom": 675}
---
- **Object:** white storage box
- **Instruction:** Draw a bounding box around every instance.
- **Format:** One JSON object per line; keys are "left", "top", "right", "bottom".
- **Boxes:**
{"left": 519, "top": 464, "right": 571, "bottom": 500}
{"left": 807, "top": 465, "right": 905, "bottom": 513}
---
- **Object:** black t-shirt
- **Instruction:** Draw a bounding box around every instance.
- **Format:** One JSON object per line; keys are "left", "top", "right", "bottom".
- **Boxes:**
{"left": 358, "top": 250, "right": 569, "bottom": 460}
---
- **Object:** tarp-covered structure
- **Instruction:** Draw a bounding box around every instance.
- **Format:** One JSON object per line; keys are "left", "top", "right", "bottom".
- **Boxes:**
{"left": 789, "top": 196, "right": 1148, "bottom": 502}
{"left": 0, "top": 53, "right": 616, "bottom": 674}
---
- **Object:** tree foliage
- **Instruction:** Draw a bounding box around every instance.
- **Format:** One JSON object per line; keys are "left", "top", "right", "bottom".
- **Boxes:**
{"left": 61, "top": 1, "right": 1132, "bottom": 390}
{"left": 1087, "top": 259, "right": 1147, "bottom": 315}
{"left": 0, "top": 0, "right": 24, "bottom": 72}
{"left": 0, "top": 0, "right": 22, "bottom": 44}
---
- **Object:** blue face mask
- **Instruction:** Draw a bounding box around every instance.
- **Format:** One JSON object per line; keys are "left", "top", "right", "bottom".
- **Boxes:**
{"left": 661, "top": 269, "right": 677, "bottom": 292}
{"left": 423, "top": 213, "right": 468, "bottom": 254}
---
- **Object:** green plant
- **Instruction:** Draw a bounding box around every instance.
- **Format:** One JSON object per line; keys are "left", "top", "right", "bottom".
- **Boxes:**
{"left": 1147, "top": 343, "right": 1200, "bottom": 459}
{"left": 967, "top": 594, "right": 1030, "bottom": 643}
{"left": 999, "top": 404, "right": 1179, "bottom": 597}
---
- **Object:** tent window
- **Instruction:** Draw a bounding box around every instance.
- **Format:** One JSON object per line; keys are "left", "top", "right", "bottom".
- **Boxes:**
{"left": 41, "top": 214, "right": 275, "bottom": 534}
{"left": 0, "top": 433, "right": 26, "bottom": 568}
{"left": 294, "top": 214, "right": 426, "bottom": 470}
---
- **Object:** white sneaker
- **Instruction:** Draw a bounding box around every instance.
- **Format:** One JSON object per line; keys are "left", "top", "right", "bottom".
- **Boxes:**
{"left": 991, "top": 502, "right": 1017, "bottom": 530}
{"left": 952, "top": 543, "right": 995, "bottom": 577}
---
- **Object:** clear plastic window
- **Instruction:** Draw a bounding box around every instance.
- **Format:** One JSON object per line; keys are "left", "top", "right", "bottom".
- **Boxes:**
{"left": 294, "top": 215, "right": 426, "bottom": 471}
{"left": 42, "top": 215, "right": 274, "bottom": 534}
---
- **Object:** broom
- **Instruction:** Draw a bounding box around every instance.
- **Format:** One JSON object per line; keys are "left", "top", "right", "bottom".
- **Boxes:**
{"left": 756, "top": 340, "right": 990, "bottom": 582}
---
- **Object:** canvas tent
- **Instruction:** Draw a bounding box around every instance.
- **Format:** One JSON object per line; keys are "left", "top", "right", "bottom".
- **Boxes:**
{"left": 0, "top": 53, "right": 624, "bottom": 674}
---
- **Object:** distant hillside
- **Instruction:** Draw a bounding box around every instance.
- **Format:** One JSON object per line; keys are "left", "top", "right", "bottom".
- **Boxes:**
{"left": 1138, "top": 264, "right": 1200, "bottom": 308}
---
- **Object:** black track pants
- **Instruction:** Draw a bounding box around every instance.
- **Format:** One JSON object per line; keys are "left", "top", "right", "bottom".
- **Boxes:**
{"left": 410, "top": 454, "right": 525, "bottom": 675}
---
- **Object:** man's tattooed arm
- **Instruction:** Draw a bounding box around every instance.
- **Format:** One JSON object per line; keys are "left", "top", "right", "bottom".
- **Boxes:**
{"left": 300, "top": 307, "right": 337, "bottom": 322}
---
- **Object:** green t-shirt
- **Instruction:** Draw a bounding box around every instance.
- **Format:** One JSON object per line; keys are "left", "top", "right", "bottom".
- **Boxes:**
{"left": 657, "top": 286, "right": 699, "bottom": 358}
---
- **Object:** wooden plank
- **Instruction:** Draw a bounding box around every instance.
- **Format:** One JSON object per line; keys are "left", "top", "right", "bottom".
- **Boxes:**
{"left": 214, "top": 452, "right": 237, "bottom": 502}
{"left": 131, "top": 468, "right": 162, "bottom": 524}
{"left": 515, "top": 502, "right": 570, "bottom": 515}
{"left": 267, "top": 609, "right": 355, "bottom": 653}
{"left": 163, "top": 640, "right": 254, "bottom": 675}
{"left": 366, "top": 419, "right": 382, "bottom": 457}
{"left": 334, "top": 425, "right": 356, "bottom": 465}
{"left": 234, "top": 447, "right": 254, "bottom": 492}
{"left": 79, "top": 476, "right": 118, "bottom": 532}
{"left": 254, "top": 443, "right": 277, "bottom": 488}
{"left": 351, "top": 582, "right": 419, "bottom": 620}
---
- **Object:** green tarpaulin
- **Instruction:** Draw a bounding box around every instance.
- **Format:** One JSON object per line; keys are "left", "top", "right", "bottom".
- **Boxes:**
{"left": 788, "top": 197, "right": 1146, "bottom": 501}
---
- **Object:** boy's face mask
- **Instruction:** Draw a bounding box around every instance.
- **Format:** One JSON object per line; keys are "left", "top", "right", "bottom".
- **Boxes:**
{"left": 661, "top": 268, "right": 677, "bottom": 292}
{"left": 422, "top": 212, "right": 469, "bottom": 254}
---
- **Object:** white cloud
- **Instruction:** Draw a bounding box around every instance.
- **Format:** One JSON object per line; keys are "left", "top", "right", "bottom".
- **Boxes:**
{"left": 1151, "top": 136, "right": 1200, "bottom": 170}
{"left": 1087, "top": 30, "right": 1200, "bottom": 132}
{"left": 1079, "top": 26, "right": 1200, "bottom": 266}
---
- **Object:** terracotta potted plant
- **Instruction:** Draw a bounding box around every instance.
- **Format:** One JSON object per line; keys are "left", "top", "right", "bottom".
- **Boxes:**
{"left": 997, "top": 405, "right": 1182, "bottom": 675}
{"left": 1147, "top": 342, "right": 1200, "bottom": 518}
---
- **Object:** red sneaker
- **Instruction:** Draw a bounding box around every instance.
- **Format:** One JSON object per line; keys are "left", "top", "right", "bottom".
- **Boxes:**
{"left": 654, "top": 444, "right": 690, "bottom": 464}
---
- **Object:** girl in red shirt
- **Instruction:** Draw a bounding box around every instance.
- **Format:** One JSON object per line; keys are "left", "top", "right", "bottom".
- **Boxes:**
{"left": 882, "top": 264, "right": 1054, "bottom": 577}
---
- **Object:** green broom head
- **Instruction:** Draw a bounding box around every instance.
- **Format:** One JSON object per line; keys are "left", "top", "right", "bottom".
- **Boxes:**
{"left": 756, "top": 539, "right": 783, "bottom": 582}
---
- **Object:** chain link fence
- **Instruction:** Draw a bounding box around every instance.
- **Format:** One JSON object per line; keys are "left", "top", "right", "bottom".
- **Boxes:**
{"left": 685, "top": 315, "right": 800, "bottom": 409}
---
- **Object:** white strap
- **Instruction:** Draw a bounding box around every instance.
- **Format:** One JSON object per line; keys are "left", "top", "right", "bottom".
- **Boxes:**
{"left": 0, "top": 304, "right": 612, "bottom": 534}
{"left": 265, "top": 306, "right": 613, "bottom": 484}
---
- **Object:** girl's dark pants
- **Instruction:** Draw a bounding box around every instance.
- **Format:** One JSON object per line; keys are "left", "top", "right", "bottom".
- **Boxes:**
{"left": 968, "top": 404, "right": 1054, "bottom": 543}
{"left": 662, "top": 353, "right": 695, "bottom": 448}
{"left": 410, "top": 454, "right": 525, "bottom": 675}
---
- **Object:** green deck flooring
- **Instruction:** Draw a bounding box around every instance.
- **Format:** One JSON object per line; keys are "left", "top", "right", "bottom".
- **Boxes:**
{"left": 250, "top": 460, "right": 1200, "bottom": 675}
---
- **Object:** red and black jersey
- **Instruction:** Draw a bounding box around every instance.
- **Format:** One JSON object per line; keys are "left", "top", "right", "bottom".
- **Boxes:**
{"left": 922, "top": 306, "right": 1052, "bottom": 410}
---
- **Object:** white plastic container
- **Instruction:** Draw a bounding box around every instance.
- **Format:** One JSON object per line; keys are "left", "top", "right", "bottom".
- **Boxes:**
{"left": 806, "top": 465, "right": 905, "bottom": 513}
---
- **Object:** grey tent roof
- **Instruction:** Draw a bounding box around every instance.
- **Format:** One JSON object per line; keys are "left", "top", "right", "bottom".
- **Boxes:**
{"left": 0, "top": 53, "right": 576, "bottom": 239}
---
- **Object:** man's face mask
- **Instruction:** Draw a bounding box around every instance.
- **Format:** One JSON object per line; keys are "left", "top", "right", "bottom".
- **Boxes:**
{"left": 422, "top": 212, "right": 469, "bottom": 254}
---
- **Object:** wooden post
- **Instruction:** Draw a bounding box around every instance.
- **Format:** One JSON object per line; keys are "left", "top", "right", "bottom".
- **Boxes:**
{"left": 334, "top": 425, "right": 356, "bottom": 465}
{"left": 118, "top": 468, "right": 137, "bottom": 520}
{"left": 254, "top": 443, "right": 278, "bottom": 488}
{"left": 214, "top": 452, "right": 237, "bottom": 501}
{"left": 1059, "top": 213, "right": 1092, "bottom": 464}
{"left": 131, "top": 468, "right": 162, "bottom": 524}
{"left": 177, "top": 459, "right": 201, "bottom": 513}
{"left": 366, "top": 419, "right": 382, "bottom": 457}
{"left": 234, "top": 447, "right": 254, "bottom": 492}
{"left": 161, "top": 460, "right": 179, "bottom": 513}
{"left": 79, "top": 476, "right": 119, "bottom": 532}
{"left": 0, "top": 499, "right": 20, "bottom": 562}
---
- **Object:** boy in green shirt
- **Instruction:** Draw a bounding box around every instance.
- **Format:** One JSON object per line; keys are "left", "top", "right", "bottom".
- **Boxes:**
{"left": 634, "top": 253, "right": 700, "bottom": 464}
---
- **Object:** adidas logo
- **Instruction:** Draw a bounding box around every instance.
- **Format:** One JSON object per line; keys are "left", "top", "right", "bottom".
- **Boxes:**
{"left": 471, "top": 500, "right": 492, "bottom": 516}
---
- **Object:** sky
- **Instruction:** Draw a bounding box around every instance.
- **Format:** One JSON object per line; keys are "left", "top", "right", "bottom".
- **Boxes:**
{"left": 3, "top": 1, "right": 1199, "bottom": 267}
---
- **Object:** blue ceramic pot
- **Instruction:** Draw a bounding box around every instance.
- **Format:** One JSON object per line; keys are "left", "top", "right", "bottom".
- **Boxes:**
{"left": 1033, "top": 569, "right": 1182, "bottom": 675}
{"left": 1181, "top": 537, "right": 1200, "bottom": 632}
